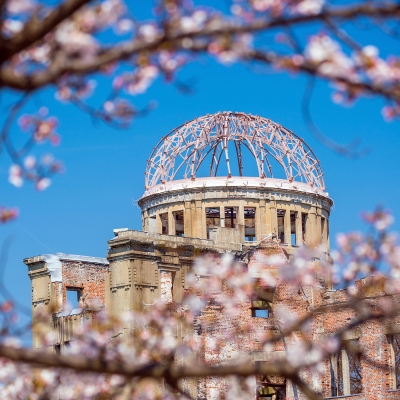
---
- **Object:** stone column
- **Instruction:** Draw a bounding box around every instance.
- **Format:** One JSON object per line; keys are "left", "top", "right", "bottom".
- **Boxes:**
{"left": 308, "top": 206, "right": 317, "bottom": 245}
{"left": 284, "top": 208, "right": 291, "bottom": 245}
{"left": 24, "top": 255, "right": 63, "bottom": 350}
{"left": 168, "top": 210, "right": 175, "bottom": 235}
{"left": 142, "top": 209, "right": 149, "bottom": 232}
{"left": 184, "top": 201, "right": 192, "bottom": 237}
{"left": 195, "top": 199, "right": 203, "bottom": 238}
{"left": 327, "top": 219, "right": 331, "bottom": 254}
{"left": 316, "top": 207, "right": 322, "bottom": 246}
{"left": 295, "top": 208, "right": 302, "bottom": 246}
{"left": 390, "top": 337, "right": 396, "bottom": 389}
{"left": 220, "top": 206, "right": 225, "bottom": 227}
{"left": 270, "top": 197, "right": 277, "bottom": 237}
{"left": 156, "top": 213, "right": 163, "bottom": 234}
{"left": 342, "top": 348, "right": 350, "bottom": 395}
{"left": 258, "top": 200, "right": 266, "bottom": 240}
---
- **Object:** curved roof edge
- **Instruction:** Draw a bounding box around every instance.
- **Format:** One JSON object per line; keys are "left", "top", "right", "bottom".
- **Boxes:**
{"left": 141, "top": 176, "right": 331, "bottom": 201}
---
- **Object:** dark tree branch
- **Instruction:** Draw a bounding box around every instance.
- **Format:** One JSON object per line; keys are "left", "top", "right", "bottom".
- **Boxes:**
{"left": 1, "top": 0, "right": 91, "bottom": 61}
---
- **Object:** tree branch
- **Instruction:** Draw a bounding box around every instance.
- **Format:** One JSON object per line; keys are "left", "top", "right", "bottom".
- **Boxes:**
{"left": 0, "top": 344, "right": 321, "bottom": 399}
{"left": 1, "top": 2, "right": 400, "bottom": 93}
{"left": 1, "top": 0, "right": 91, "bottom": 61}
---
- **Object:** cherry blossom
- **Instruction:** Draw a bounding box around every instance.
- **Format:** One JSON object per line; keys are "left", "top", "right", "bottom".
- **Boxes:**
{"left": 0, "top": 207, "right": 19, "bottom": 223}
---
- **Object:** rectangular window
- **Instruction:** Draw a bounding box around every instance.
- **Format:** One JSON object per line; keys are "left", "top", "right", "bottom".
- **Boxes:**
{"left": 206, "top": 207, "right": 220, "bottom": 239}
{"left": 321, "top": 217, "right": 326, "bottom": 243}
{"left": 66, "top": 287, "right": 82, "bottom": 309}
{"left": 251, "top": 299, "right": 271, "bottom": 318}
{"left": 244, "top": 207, "right": 256, "bottom": 242}
{"left": 277, "top": 209, "right": 285, "bottom": 244}
{"left": 290, "top": 211, "right": 297, "bottom": 246}
{"left": 206, "top": 207, "right": 220, "bottom": 227}
{"left": 173, "top": 210, "right": 184, "bottom": 237}
{"left": 256, "top": 362, "right": 286, "bottom": 399}
{"left": 301, "top": 213, "right": 307, "bottom": 244}
{"left": 159, "top": 213, "right": 168, "bottom": 234}
{"left": 330, "top": 340, "right": 362, "bottom": 396}
{"left": 225, "top": 207, "right": 237, "bottom": 228}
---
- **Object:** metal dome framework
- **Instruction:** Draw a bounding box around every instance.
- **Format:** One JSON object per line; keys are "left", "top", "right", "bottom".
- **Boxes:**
{"left": 145, "top": 112, "right": 325, "bottom": 190}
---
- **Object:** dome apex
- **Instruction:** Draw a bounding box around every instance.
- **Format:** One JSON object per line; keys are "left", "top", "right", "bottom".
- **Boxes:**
{"left": 145, "top": 112, "right": 325, "bottom": 190}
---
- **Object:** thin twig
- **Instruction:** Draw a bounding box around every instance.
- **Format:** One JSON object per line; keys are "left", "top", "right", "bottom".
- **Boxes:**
{"left": 301, "top": 77, "right": 370, "bottom": 159}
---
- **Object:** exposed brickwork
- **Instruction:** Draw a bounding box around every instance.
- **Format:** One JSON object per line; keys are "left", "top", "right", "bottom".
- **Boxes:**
{"left": 61, "top": 260, "right": 109, "bottom": 309}
{"left": 196, "top": 246, "right": 400, "bottom": 400}
{"left": 160, "top": 271, "right": 173, "bottom": 303}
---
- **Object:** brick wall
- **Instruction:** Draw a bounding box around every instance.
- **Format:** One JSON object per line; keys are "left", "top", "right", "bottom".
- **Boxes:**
{"left": 61, "top": 260, "right": 109, "bottom": 309}
{"left": 196, "top": 245, "right": 400, "bottom": 400}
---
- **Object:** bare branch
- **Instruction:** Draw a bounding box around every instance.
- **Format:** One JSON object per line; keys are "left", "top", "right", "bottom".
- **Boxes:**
{"left": 301, "top": 77, "right": 370, "bottom": 159}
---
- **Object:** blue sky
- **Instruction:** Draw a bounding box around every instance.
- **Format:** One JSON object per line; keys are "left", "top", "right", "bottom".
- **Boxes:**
{"left": 1, "top": 2, "right": 400, "bottom": 335}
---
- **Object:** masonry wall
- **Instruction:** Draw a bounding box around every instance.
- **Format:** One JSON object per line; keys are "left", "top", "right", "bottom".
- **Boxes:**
{"left": 61, "top": 260, "right": 109, "bottom": 308}
{"left": 194, "top": 246, "right": 400, "bottom": 400}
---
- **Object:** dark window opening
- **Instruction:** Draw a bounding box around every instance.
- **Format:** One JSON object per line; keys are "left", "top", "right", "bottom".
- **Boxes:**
{"left": 160, "top": 213, "right": 168, "bottom": 234}
{"left": 301, "top": 213, "right": 307, "bottom": 244}
{"left": 256, "top": 362, "right": 286, "bottom": 400}
{"left": 348, "top": 345, "right": 362, "bottom": 395}
{"left": 290, "top": 211, "right": 297, "bottom": 246}
{"left": 251, "top": 299, "right": 271, "bottom": 318}
{"left": 225, "top": 207, "right": 237, "bottom": 228}
{"left": 321, "top": 217, "right": 326, "bottom": 243}
{"left": 331, "top": 340, "right": 362, "bottom": 397}
{"left": 66, "top": 287, "right": 82, "bottom": 309}
{"left": 277, "top": 209, "right": 285, "bottom": 244}
{"left": 173, "top": 211, "right": 184, "bottom": 237}
{"left": 244, "top": 207, "right": 256, "bottom": 242}
{"left": 206, "top": 207, "right": 220, "bottom": 239}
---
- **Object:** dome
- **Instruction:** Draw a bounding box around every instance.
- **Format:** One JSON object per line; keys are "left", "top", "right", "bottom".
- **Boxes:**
{"left": 145, "top": 112, "right": 325, "bottom": 190}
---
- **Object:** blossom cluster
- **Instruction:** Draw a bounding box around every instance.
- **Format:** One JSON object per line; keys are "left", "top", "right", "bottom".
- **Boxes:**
{"left": 5, "top": 107, "right": 64, "bottom": 192}
{"left": 332, "top": 208, "right": 400, "bottom": 290}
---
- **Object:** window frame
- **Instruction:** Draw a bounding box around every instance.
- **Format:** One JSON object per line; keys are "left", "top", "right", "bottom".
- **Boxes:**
{"left": 251, "top": 299, "right": 272, "bottom": 319}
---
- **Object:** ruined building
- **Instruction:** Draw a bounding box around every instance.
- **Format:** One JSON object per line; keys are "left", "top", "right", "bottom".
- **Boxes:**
{"left": 24, "top": 112, "right": 400, "bottom": 399}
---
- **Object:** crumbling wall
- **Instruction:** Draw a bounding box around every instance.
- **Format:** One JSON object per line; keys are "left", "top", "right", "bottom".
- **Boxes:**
{"left": 61, "top": 260, "right": 109, "bottom": 309}
{"left": 197, "top": 245, "right": 400, "bottom": 400}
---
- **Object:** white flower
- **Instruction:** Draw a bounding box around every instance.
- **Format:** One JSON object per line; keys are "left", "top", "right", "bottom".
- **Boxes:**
{"left": 23, "top": 155, "right": 36, "bottom": 169}
{"left": 8, "top": 164, "right": 23, "bottom": 187}
{"left": 55, "top": 22, "right": 98, "bottom": 60}
{"left": 2, "top": 19, "right": 23, "bottom": 35}
{"left": 138, "top": 24, "right": 160, "bottom": 42}
{"left": 36, "top": 178, "right": 51, "bottom": 191}
{"left": 295, "top": 0, "right": 324, "bottom": 15}
{"left": 6, "top": 0, "right": 35, "bottom": 14}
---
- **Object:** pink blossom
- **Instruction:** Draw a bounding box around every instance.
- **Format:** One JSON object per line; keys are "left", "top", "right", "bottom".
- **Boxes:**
{"left": 125, "top": 66, "right": 158, "bottom": 95}
{"left": 8, "top": 164, "right": 23, "bottom": 187}
{"left": 115, "top": 18, "right": 133, "bottom": 35}
{"left": 0, "top": 207, "right": 19, "bottom": 223}
{"left": 23, "top": 155, "right": 36, "bottom": 169}
{"left": 2, "top": 19, "right": 23, "bottom": 35}
{"left": 294, "top": 0, "right": 324, "bottom": 15}
{"left": 35, "top": 178, "right": 51, "bottom": 191}
{"left": 6, "top": 0, "right": 35, "bottom": 14}
{"left": 138, "top": 24, "right": 160, "bottom": 42}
